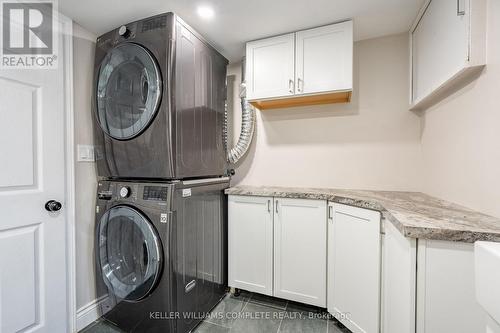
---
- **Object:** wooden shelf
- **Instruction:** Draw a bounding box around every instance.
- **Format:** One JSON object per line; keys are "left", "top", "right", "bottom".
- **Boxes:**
{"left": 249, "top": 91, "right": 351, "bottom": 110}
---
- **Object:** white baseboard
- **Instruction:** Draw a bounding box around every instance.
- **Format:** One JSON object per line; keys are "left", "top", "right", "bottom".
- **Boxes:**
{"left": 76, "top": 295, "right": 109, "bottom": 331}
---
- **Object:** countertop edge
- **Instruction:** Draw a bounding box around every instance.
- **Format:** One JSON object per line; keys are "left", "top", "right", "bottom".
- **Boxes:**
{"left": 225, "top": 187, "right": 500, "bottom": 243}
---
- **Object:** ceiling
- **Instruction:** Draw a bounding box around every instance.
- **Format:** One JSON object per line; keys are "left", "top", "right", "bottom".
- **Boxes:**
{"left": 59, "top": 0, "right": 424, "bottom": 63}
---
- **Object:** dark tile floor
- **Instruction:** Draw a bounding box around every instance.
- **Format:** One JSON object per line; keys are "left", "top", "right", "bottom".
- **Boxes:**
{"left": 80, "top": 291, "right": 351, "bottom": 333}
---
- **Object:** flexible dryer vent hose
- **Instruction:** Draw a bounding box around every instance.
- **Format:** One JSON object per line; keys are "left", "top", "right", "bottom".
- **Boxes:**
{"left": 223, "top": 58, "right": 255, "bottom": 164}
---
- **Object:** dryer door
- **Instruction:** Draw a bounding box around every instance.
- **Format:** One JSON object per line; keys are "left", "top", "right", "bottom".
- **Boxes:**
{"left": 96, "top": 43, "right": 162, "bottom": 140}
{"left": 98, "top": 205, "right": 162, "bottom": 301}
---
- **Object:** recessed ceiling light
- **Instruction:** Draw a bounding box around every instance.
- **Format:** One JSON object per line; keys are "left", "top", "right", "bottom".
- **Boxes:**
{"left": 197, "top": 5, "right": 215, "bottom": 20}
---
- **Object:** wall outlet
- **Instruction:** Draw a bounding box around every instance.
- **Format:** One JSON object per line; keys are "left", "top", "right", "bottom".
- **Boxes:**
{"left": 77, "top": 145, "right": 95, "bottom": 162}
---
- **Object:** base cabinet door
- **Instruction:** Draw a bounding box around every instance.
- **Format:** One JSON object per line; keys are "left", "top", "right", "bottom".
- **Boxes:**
{"left": 416, "top": 240, "right": 485, "bottom": 333}
{"left": 328, "top": 203, "right": 381, "bottom": 333}
{"left": 382, "top": 220, "right": 417, "bottom": 333}
{"left": 228, "top": 195, "right": 273, "bottom": 295}
{"left": 274, "top": 198, "right": 327, "bottom": 307}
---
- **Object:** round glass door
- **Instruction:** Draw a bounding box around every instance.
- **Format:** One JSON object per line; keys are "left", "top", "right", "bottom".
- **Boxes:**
{"left": 96, "top": 43, "right": 162, "bottom": 140}
{"left": 98, "top": 205, "right": 162, "bottom": 301}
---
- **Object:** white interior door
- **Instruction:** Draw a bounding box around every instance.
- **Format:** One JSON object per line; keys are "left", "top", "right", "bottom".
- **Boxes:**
{"left": 0, "top": 18, "right": 71, "bottom": 333}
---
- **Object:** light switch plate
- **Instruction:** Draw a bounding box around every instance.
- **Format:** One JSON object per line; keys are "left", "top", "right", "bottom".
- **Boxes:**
{"left": 77, "top": 144, "right": 95, "bottom": 162}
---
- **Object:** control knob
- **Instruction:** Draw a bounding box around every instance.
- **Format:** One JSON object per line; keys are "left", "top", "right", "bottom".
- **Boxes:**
{"left": 119, "top": 186, "right": 130, "bottom": 198}
{"left": 118, "top": 25, "right": 131, "bottom": 38}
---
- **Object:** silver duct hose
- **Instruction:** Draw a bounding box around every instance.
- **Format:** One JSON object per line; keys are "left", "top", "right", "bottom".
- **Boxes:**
{"left": 224, "top": 58, "right": 255, "bottom": 164}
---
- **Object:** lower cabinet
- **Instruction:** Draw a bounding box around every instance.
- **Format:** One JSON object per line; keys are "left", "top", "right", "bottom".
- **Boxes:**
{"left": 228, "top": 195, "right": 273, "bottom": 295}
{"left": 229, "top": 194, "right": 486, "bottom": 333}
{"left": 328, "top": 203, "right": 381, "bottom": 333}
{"left": 382, "top": 219, "right": 417, "bottom": 333}
{"left": 228, "top": 195, "right": 327, "bottom": 306}
{"left": 274, "top": 198, "right": 327, "bottom": 307}
{"left": 382, "top": 220, "right": 485, "bottom": 333}
{"left": 415, "top": 240, "right": 485, "bottom": 333}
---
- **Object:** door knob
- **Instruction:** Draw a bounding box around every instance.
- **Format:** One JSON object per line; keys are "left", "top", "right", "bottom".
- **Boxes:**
{"left": 45, "top": 200, "right": 62, "bottom": 212}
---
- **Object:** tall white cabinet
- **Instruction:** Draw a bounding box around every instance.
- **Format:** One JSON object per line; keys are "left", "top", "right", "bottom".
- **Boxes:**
{"left": 328, "top": 203, "right": 382, "bottom": 333}
{"left": 274, "top": 198, "right": 327, "bottom": 306}
{"left": 228, "top": 195, "right": 274, "bottom": 296}
{"left": 228, "top": 195, "right": 327, "bottom": 307}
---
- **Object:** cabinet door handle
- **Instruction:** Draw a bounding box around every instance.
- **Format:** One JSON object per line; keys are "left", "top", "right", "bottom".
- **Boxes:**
{"left": 275, "top": 200, "right": 279, "bottom": 213}
{"left": 288, "top": 79, "right": 294, "bottom": 94}
{"left": 328, "top": 206, "right": 333, "bottom": 220}
{"left": 297, "top": 78, "right": 303, "bottom": 92}
{"left": 457, "top": 0, "right": 465, "bottom": 16}
{"left": 267, "top": 199, "right": 271, "bottom": 212}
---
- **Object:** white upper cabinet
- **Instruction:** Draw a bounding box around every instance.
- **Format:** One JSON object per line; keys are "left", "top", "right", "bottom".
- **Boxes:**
{"left": 246, "top": 20, "right": 353, "bottom": 109}
{"left": 296, "top": 21, "right": 353, "bottom": 95}
{"left": 410, "top": 0, "right": 486, "bottom": 110}
{"left": 246, "top": 33, "right": 295, "bottom": 100}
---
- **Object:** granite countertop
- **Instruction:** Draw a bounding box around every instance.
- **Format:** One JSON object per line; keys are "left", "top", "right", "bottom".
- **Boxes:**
{"left": 225, "top": 185, "right": 500, "bottom": 243}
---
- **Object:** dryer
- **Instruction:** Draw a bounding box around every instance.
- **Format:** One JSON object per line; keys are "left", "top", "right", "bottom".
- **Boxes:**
{"left": 95, "top": 178, "right": 228, "bottom": 332}
{"left": 93, "top": 13, "right": 229, "bottom": 180}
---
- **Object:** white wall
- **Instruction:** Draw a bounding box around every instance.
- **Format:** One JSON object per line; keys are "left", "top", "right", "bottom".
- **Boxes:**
{"left": 421, "top": 0, "right": 500, "bottom": 218}
{"left": 229, "top": 33, "right": 423, "bottom": 190}
{"left": 73, "top": 22, "right": 98, "bottom": 311}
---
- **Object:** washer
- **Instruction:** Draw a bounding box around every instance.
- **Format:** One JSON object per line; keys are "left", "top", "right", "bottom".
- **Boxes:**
{"left": 95, "top": 178, "right": 228, "bottom": 332}
{"left": 92, "top": 13, "right": 229, "bottom": 180}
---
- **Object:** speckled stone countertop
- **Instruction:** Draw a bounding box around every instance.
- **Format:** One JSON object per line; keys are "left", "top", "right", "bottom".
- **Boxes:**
{"left": 225, "top": 186, "right": 500, "bottom": 243}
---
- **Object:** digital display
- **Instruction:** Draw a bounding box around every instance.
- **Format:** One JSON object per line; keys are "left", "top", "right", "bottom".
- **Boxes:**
{"left": 143, "top": 186, "right": 168, "bottom": 201}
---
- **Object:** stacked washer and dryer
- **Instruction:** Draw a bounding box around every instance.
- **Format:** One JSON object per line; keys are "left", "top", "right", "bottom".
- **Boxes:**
{"left": 92, "top": 13, "right": 230, "bottom": 333}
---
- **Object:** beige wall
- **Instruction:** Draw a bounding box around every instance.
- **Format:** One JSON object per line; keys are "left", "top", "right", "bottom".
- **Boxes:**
{"left": 229, "top": 33, "right": 423, "bottom": 190}
{"left": 421, "top": 0, "right": 500, "bottom": 218}
{"left": 73, "top": 22, "right": 98, "bottom": 310}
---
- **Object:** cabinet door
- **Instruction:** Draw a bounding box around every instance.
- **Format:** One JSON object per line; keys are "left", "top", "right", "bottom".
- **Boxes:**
{"left": 274, "top": 198, "right": 327, "bottom": 307}
{"left": 246, "top": 33, "right": 295, "bottom": 100}
{"left": 416, "top": 240, "right": 485, "bottom": 333}
{"left": 295, "top": 21, "right": 353, "bottom": 95}
{"left": 411, "top": 0, "right": 468, "bottom": 103}
{"left": 382, "top": 220, "right": 417, "bottom": 333}
{"left": 328, "top": 203, "right": 381, "bottom": 333}
{"left": 228, "top": 195, "right": 273, "bottom": 295}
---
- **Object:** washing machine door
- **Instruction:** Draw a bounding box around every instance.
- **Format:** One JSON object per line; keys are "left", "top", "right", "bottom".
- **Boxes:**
{"left": 98, "top": 205, "right": 162, "bottom": 301}
{"left": 95, "top": 43, "right": 162, "bottom": 140}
